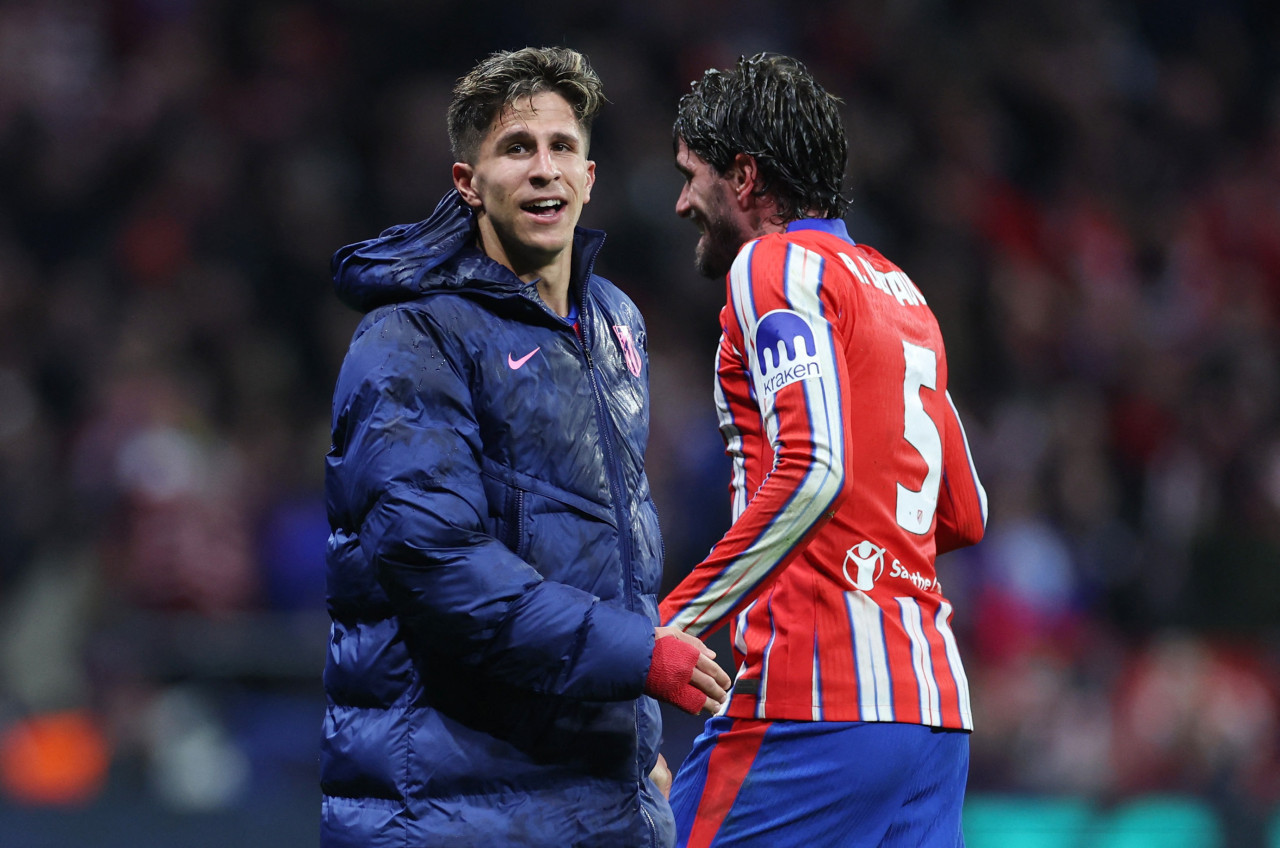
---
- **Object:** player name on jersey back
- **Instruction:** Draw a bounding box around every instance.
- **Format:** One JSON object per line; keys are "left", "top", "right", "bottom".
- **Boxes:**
{"left": 837, "top": 251, "right": 927, "bottom": 308}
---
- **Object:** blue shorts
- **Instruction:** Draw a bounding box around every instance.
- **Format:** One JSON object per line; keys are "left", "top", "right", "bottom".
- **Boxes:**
{"left": 669, "top": 716, "right": 969, "bottom": 848}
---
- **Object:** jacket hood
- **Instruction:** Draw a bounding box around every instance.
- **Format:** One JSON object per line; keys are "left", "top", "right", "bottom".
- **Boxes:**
{"left": 331, "top": 189, "right": 606, "bottom": 314}
{"left": 331, "top": 190, "right": 478, "bottom": 313}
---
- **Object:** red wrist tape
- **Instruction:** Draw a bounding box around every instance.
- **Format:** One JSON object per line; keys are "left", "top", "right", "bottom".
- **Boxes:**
{"left": 644, "top": 635, "right": 705, "bottom": 714}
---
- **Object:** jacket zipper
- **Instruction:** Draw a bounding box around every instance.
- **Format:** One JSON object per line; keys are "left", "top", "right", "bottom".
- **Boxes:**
{"left": 574, "top": 241, "right": 656, "bottom": 847}
{"left": 640, "top": 802, "right": 658, "bottom": 848}
{"left": 505, "top": 488, "right": 526, "bottom": 558}
{"left": 649, "top": 495, "right": 666, "bottom": 583}
{"left": 586, "top": 359, "right": 658, "bottom": 848}
{"left": 574, "top": 237, "right": 635, "bottom": 608}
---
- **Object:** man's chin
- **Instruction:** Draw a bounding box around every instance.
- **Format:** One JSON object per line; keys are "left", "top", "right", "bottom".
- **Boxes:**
{"left": 692, "top": 225, "right": 745, "bottom": 278}
{"left": 694, "top": 247, "right": 733, "bottom": 279}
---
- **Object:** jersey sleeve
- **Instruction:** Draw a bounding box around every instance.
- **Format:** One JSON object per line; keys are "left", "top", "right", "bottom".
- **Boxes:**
{"left": 934, "top": 390, "right": 988, "bottom": 554}
{"left": 660, "top": 237, "right": 854, "bottom": 637}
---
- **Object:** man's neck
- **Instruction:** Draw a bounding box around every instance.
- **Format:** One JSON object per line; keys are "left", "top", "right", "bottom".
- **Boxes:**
{"left": 535, "top": 271, "right": 572, "bottom": 317}
{"left": 742, "top": 200, "right": 792, "bottom": 241}
{"left": 474, "top": 224, "right": 575, "bottom": 317}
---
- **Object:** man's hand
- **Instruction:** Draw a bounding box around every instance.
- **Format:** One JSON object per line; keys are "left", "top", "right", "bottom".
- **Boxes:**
{"left": 644, "top": 626, "right": 731, "bottom": 715}
{"left": 649, "top": 753, "right": 673, "bottom": 799}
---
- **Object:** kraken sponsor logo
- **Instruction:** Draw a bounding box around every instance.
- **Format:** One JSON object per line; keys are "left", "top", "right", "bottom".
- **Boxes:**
{"left": 754, "top": 309, "right": 822, "bottom": 397}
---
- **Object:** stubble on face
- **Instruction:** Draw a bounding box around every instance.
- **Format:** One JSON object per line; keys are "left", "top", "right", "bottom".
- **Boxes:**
{"left": 676, "top": 139, "right": 750, "bottom": 280}
{"left": 693, "top": 188, "right": 747, "bottom": 279}
{"left": 696, "top": 189, "right": 747, "bottom": 279}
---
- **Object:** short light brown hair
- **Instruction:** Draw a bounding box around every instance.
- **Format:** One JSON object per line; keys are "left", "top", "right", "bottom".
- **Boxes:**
{"left": 448, "top": 47, "right": 605, "bottom": 164}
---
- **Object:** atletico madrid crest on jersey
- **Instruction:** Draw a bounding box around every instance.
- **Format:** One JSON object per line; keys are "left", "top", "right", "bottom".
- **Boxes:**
{"left": 613, "top": 324, "right": 643, "bottom": 377}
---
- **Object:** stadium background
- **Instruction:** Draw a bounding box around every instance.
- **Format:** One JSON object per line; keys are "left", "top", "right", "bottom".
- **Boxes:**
{"left": 0, "top": 0, "right": 1277, "bottom": 844}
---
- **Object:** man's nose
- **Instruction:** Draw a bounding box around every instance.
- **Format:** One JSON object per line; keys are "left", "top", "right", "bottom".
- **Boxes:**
{"left": 530, "top": 147, "right": 560, "bottom": 181}
{"left": 675, "top": 184, "right": 692, "bottom": 218}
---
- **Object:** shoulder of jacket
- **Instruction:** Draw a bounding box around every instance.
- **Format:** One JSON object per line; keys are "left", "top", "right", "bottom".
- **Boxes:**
{"left": 351, "top": 292, "right": 482, "bottom": 345}
{"left": 587, "top": 274, "right": 642, "bottom": 318}
{"left": 587, "top": 271, "right": 622, "bottom": 299}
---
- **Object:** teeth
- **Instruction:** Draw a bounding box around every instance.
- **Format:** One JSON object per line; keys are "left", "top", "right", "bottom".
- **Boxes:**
{"left": 528, "top": 199, "right": 561, "bottom": 208}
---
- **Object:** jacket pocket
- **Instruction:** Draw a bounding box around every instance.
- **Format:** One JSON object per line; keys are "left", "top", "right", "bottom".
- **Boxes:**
{"left": 481, "top": 469, "right": 529, "bottom": 559}
{"left": 503, "top": 486, "right": 528, "bottom": 559}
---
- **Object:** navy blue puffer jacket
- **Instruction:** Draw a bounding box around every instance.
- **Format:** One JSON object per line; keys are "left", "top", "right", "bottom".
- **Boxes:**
{"left": 321, "top": 191, "right": 672, "bottom": 847}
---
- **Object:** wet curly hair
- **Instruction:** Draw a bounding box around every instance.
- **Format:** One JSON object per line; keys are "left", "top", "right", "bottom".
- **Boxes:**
{"left": 674, "top": 53, "right": 850, "bottom": 221}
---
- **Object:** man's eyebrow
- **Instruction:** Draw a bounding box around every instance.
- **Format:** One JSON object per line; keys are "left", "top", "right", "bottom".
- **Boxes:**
{"left": 547, "top": 128, "right": 584, "bottom": 147}
{"left": 492, "top": 126, "right": 535, "bottom": 146}
{"left": 491, "top": 126, "right": 582, "bottom": 148}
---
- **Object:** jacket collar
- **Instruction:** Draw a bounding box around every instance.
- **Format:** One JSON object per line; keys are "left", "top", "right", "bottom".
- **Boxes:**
{"left": 332, "top": 190, "right": 606, "bottom": 314}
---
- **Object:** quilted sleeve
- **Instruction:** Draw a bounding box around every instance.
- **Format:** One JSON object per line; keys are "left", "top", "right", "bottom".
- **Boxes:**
{"left": 328, "top": 306, "right": 654, "bottom": 701}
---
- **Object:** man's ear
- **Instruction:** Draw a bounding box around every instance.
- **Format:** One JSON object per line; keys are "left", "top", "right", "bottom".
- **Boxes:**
{"left": 582, "top": 159, "right": 596, "bottom": 205}
{"left": 453, "top": 162, "right": 482, "bottom": 207}
{"left": 727, "top": 153, "right": 760, "bottom": 208}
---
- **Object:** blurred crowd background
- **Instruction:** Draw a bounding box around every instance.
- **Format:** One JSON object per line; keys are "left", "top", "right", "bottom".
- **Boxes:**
{"left": 0, "top": 0, "right": 1278, "bottom": 844}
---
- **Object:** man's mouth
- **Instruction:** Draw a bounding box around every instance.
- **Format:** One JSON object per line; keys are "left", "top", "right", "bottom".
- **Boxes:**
{"left": 522, "top": 199, "right": 566, "bottom": 217}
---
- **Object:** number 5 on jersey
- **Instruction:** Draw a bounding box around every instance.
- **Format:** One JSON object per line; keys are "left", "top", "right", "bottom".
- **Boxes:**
{"left": 897, "top": 340, "right": 942, "bottom": 535}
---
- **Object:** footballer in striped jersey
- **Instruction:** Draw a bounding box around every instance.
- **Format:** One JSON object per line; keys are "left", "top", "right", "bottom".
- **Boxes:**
{"left": 661, "top": 53, "right": 988, "bottom": 847}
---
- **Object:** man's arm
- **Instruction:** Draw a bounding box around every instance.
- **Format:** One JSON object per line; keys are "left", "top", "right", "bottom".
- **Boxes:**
{"left": 335, "top": 306, "right": 727, "bottom": 712}
{"left": 933, "top": 390, "right": 988, "bottom": 555}
{"left": 335, "top": 307, "right": 652, "bottom": 702}
{"left": 660, "top": 238, "right": 853, "bottom": 637}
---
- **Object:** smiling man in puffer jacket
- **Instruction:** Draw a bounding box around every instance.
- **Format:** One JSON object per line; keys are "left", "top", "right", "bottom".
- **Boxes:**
{"left": 320, "top": 47, "right": 730, "bottom": 848}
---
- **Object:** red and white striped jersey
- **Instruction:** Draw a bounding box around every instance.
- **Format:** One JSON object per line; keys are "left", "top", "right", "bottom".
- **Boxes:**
{"left": 660, "top": 218, "right": 987, "bottom": 730}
